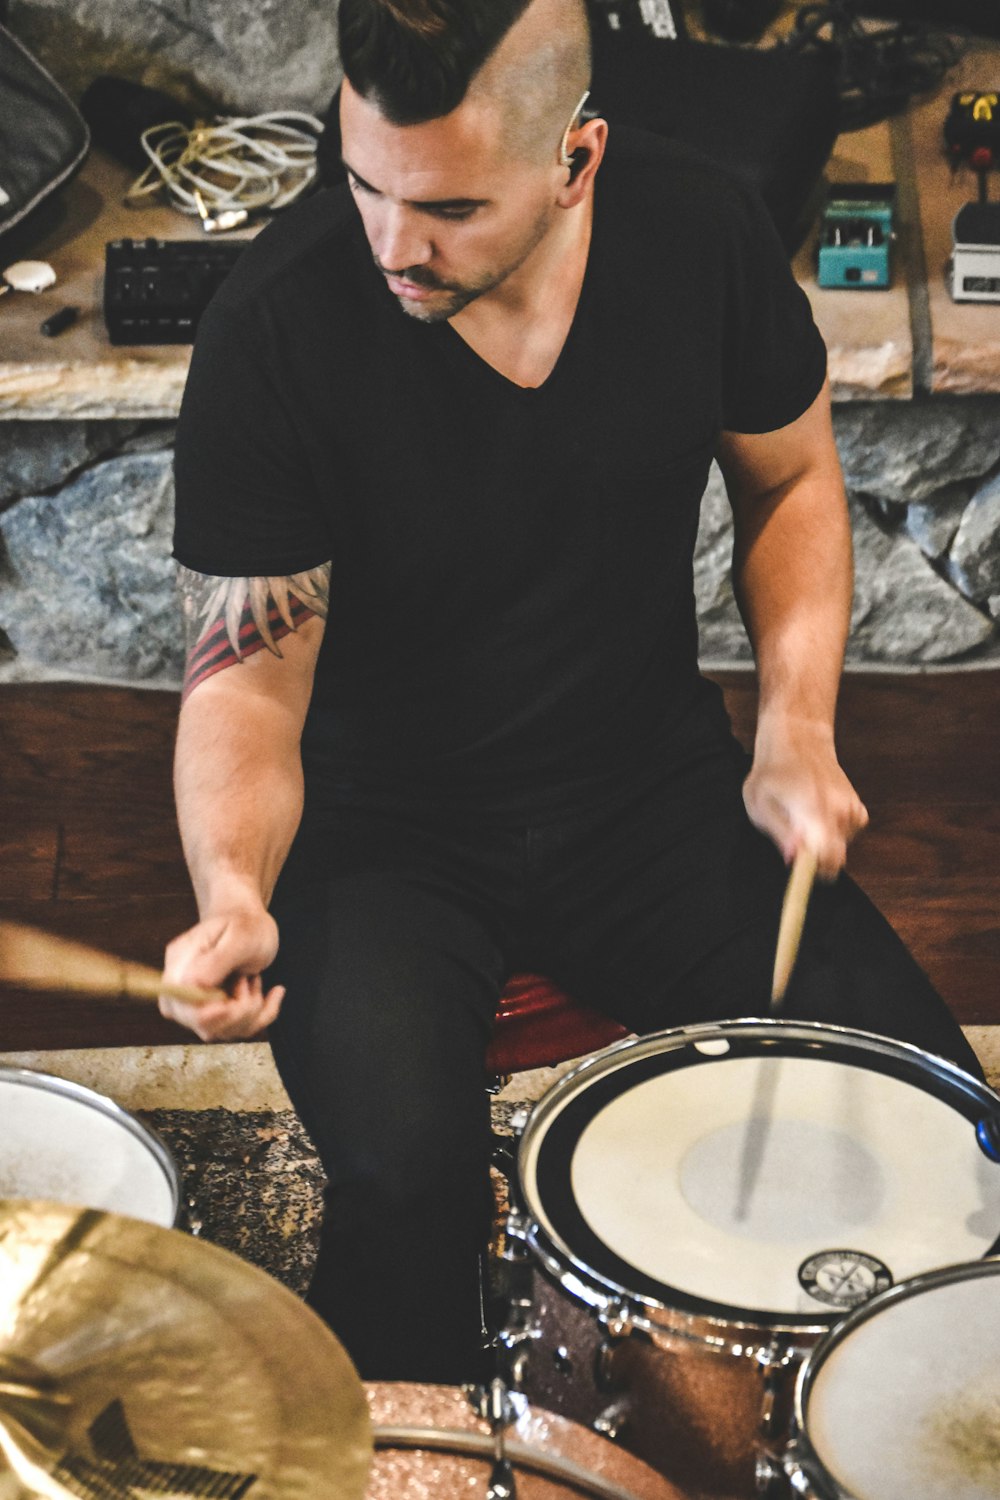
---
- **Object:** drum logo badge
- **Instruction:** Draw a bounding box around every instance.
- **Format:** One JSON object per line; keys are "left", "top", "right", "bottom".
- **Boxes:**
{"left": 798, "top": 1250, "right": 893, "bottom": 1310}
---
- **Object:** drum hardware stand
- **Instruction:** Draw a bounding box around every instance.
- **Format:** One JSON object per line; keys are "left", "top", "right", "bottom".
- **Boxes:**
{"left": 468, "top": 1377, "right": 522, "bottom": 1500}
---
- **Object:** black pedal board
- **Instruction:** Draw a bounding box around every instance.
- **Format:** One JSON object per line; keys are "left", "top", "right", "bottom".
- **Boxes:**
{"left": 103, "top": 237, "right": 246, "bottom": 345}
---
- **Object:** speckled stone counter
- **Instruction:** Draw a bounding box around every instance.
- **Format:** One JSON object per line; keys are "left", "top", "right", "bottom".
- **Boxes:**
{"left": 141, "top": 1107, "right": 325, "bottom": 1295}
{"left": 138, "top": 1098, "right": 536, "bottom": 1300}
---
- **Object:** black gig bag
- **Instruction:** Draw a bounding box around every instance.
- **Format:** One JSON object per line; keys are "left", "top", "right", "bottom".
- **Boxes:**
{"left": 0, "top": 20, "right": 89, "bottom": 243}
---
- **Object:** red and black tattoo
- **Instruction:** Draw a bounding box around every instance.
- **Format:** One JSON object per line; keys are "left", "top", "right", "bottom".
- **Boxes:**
{"left": 178, "top": 565, "right": 331, "bottom": 701}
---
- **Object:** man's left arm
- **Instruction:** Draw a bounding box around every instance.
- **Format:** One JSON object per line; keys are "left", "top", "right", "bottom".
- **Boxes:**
{"left": 717, "top": 376, "right": 868, "bottom": 879}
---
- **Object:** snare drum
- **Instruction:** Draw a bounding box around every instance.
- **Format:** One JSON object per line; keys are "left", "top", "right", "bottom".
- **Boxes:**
{"left": 787, "top": 1258, "right": 1000, "bottom": 1500}
{"left": 511, "top": 1021, "right": 1000, "bottom": 1500}
{"left": 366, "top": 1382, "right": 682, "bottom": 1498}
{"left": 0, "top": 1066, "right": 180, "bottom": 1225}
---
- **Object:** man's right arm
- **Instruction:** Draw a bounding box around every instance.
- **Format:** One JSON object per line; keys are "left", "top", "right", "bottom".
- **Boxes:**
{"left": 160, "top": 562, "right": 330, "bottom": 1041}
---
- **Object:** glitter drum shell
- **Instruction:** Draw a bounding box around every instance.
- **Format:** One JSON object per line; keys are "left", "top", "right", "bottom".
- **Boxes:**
{"left": 512, "top": 1020, "right": 1000, "bottom": 1500}
{"left": 365, "top": 1382, "right": 682, "bottom": 1499}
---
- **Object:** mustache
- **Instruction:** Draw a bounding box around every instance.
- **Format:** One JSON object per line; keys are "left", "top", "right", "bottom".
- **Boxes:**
{"left": 373, "top": 256, "right": 449, "bottom": 291}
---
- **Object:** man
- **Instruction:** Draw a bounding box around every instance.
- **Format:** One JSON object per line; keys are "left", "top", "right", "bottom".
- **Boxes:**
{"left": 163, "top": 0, "right": 980, "bottom": 1385}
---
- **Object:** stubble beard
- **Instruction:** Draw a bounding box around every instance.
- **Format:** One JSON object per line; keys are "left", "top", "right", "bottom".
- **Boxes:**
{"left": 377, "top": 204, "right": 555, "bottom": 324}
{"left": 387, "top": 272, "right": 499, "bottom": 324}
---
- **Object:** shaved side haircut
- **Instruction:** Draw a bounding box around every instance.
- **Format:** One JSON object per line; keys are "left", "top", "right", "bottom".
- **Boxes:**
{"left": 338, "top": 0, "right": 592, "bottom": 156}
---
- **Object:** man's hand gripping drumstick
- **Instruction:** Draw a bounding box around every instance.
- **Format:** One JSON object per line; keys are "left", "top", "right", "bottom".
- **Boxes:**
{"left": 161, "top": 903, "right": 286, "bottom": 1043}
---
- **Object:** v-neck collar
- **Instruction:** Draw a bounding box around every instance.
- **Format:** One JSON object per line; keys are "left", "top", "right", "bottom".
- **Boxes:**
{"left": 434, "top": 188, "right": 600, "bottom": 399}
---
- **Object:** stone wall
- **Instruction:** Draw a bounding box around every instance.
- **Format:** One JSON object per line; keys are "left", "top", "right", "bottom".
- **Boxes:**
{"left": 2, "top": 3, "right": 999, "bottom": 682}
{"left": 7, "top": 0, "right": 341, "bottom": 118}
{"left": 698, "top": 396, "right": 1000, "bottom": 665}
{"left": 2, "top": 401, "right": 999, "bottom": 686}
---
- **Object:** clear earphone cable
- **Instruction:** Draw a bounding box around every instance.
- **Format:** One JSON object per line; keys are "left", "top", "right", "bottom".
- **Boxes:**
{"left": 125, "top": 111, "right": 325, "bottom": 219}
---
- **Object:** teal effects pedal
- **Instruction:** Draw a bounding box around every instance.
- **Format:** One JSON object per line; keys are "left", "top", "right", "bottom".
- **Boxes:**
{"left": 817, "top": 183, "right": 896, "bottom": 290}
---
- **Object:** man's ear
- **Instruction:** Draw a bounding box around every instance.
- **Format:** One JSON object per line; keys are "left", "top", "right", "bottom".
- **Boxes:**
{"left": 557, "top": 117, "right": 608, "bottom": 205}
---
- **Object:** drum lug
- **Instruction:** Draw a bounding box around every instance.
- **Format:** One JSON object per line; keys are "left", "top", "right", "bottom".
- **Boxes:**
{"left": 754, "top": 1338, "right": 795, "bottom": 1372}
{"left": 592, "top": 1397, "right": 630, "bottom": 1442}
{"left": 505, "top": 1344, "right": 533, "bottom": 1390}
{"left": 754, "top": 1450, "right": 790, "bottom": 1497}
{"left": 502, "top": 1207, "right": 532, "bottom": 1256}
{"left": 497, "top": 1311, "right": 542, "bottom": 1349}
{"left": 467, "top": 1377, "right": 527, "bottom": 1429}
{"left": 594, "top": 1335, "right": 625, "bottom": 1394}
{"left": 495, "top": 1269, "right": 543, "bottom": 1392}
{"left": 756, "top": 1340, "right": 798, "bottom": 1444}
{"left": 781, "top": 1443, "right": 821, "bottom": 1498}
{"left": 597, "top": 1299, "right": 634, "bottom": 1340}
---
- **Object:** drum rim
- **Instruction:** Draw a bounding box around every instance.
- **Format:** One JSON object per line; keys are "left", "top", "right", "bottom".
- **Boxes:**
{"left": 787, "top": 1255, "right": 1000, "bottom": 1500}
{"left": 517, "top": 1019, "right": 1000, "bottom": 1342}
{"left": 0, "top": 1064, "right": 181, "bottom": 1224}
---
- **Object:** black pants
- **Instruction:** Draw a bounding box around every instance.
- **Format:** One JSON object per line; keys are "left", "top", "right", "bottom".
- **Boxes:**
{"left": 267, "top": 721, "right": 981, "bottom": 1384}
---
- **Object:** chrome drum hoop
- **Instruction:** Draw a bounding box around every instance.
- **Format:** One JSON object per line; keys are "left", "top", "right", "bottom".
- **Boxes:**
{"left": 516, "top": 1017, "right": 1000, "bottom": 1354}
{"left": 0, "top": 1064, "right": 182, "bottom": 1226}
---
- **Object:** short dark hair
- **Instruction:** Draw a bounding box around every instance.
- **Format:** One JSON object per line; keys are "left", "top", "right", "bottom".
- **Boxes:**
{"left": 337, "top": 0, "right": 537, "bottom": 124}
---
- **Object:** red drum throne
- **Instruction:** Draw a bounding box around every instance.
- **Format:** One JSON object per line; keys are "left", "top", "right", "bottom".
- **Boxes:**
{"left": 486, "top": 973, "right": 628, "bottom": 1079}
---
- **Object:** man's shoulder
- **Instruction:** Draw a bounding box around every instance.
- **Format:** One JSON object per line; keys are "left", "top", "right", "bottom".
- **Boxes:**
{"left": 208, "top": 183, "right": 363, "bottom": 318}
{"left": 600, "top": 121, "right": 755, "bottom": 227}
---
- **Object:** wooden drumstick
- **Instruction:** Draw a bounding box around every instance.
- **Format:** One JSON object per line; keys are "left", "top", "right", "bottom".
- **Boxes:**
{"left": 770, "top": 845, "right": 818, "bottom": 1010}
{"left": 0, "top": 920, "right": 225, "bottom": 1008}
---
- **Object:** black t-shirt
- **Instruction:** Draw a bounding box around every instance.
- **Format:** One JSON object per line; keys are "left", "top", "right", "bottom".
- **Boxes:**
{"left": 173, "top": 124, "right": 827, "bottom": 816}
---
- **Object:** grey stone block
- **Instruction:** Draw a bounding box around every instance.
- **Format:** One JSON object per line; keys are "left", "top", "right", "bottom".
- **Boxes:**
{"left": 692, "top": 474, "right": 998, "bottom": 665}
{"left": 849, "top": 497, "right": 996, "bottom": 663}
{"left": 694, "top": 464, "right": 751, "bottom": 663}
{"left": 948, "top": 470, "right": 1000, "bottom": 608}
{"left": 834, "top": 398, "right": 1000, "bottom": 505}
{"left": 902, "top": 483, "right": 973, "bottom": 563}
{"left": 0, "top": 449, "right": 184, "bottom": 683}
{"left": 0, "top": 421, "right": 142, "bottom": 512}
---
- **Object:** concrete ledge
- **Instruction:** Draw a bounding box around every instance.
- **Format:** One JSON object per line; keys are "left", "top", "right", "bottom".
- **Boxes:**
{"left": 3, "top": 1027, "right": 997, "bottom": 1112}
{"left": 0, "top": 1042, "right": 292, "bottom": 1112}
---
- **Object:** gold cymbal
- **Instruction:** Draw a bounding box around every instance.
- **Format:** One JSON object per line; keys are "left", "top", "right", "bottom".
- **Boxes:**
{"left": 0, "top": 1200, "right": 372, "bottom": 1500}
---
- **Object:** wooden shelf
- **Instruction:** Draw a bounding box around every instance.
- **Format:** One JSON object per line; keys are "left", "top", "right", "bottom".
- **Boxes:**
{"left": 0, "top": 149, "right": 256, "bottom": 421}
{"left": 910, "top": 47, "right": 1000, "bottom": 394}
{"left": 794, "top": 119, "right": 913, "bottom": 400}
{"left": 0, "top": 113, "right": 942, "bottom": 419}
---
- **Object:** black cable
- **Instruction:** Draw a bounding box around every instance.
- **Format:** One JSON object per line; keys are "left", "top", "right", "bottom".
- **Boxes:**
{"left": 781, "top": 1, "right": 961, "bottom": 129}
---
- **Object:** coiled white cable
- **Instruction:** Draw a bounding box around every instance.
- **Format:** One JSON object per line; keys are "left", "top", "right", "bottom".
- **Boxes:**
{"left": 126, "top": 111, "right": 324, "bottom": 221}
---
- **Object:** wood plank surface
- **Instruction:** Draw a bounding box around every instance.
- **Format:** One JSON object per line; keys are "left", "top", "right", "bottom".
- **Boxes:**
{"left": 0, "top": 674, "right": 997, "bottom": 1048}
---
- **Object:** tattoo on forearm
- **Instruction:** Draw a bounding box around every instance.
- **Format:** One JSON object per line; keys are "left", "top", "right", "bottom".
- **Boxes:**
{"left": 178, "top": 565, "right": 331, "bottom": 701}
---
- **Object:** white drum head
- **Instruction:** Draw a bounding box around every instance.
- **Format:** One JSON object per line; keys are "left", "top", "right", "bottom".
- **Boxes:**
{"left": 519, "top": 1024, "right": 1000, "bottom": 1325}
{"left": 801, "top": 1261, "right": 1000, "bottom": 1500}
{"left": 0, "top": 1069, "right": 178, "bottom": 1225}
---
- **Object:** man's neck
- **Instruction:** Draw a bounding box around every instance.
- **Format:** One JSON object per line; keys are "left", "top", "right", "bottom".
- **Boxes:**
{"left": 448, "top": 195, "right": 593, "bottom": 389}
